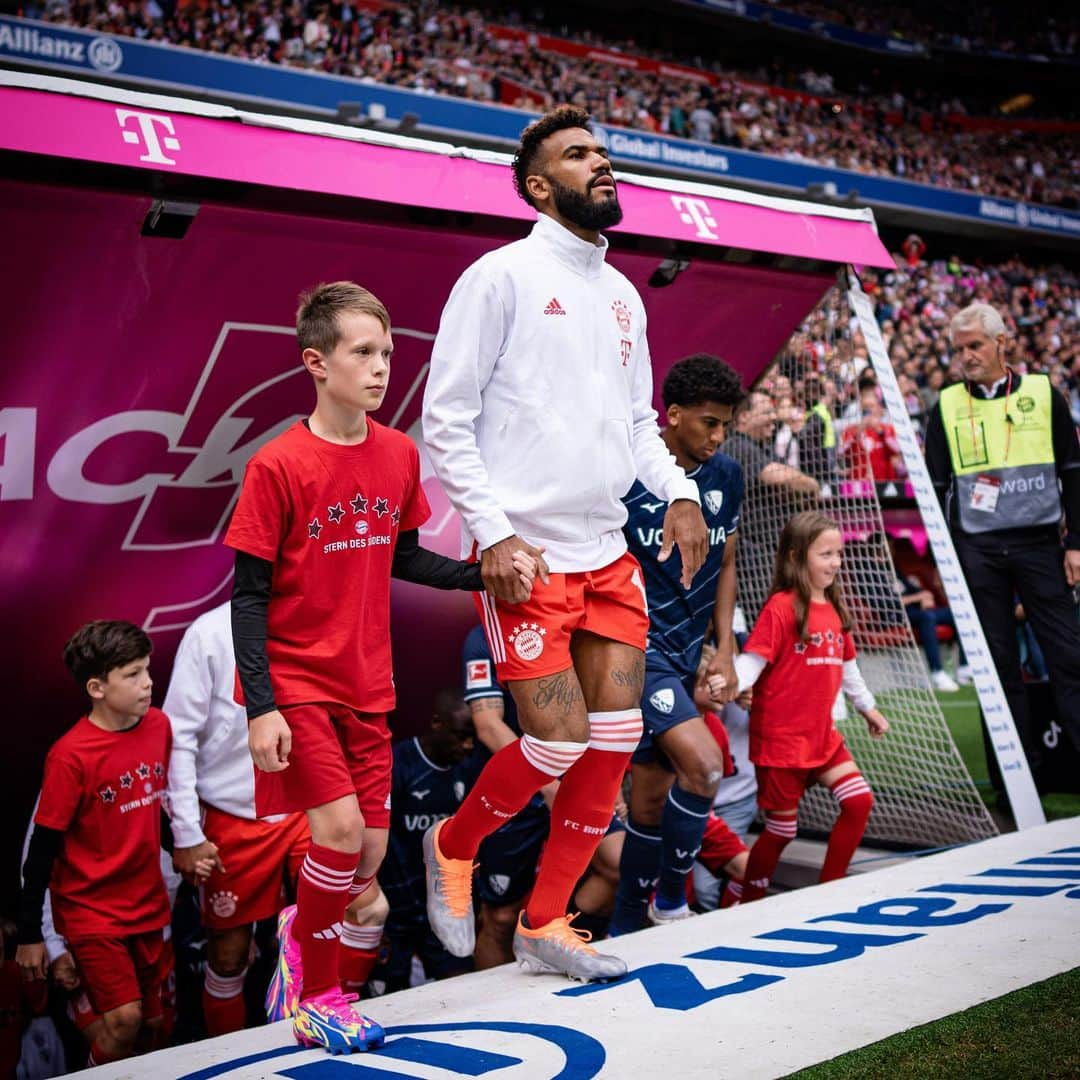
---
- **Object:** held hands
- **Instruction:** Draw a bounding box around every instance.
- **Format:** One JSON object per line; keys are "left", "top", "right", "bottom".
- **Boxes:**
{"left": 249, "top": 709, "right": 293, "bottom": 772}
{"left": 481, "top": 536, "right": 550, "bottom": 604}
{"left": 704, "top": 649, "right": 738, "bottom": 707}
{"left": 864, "top": 709, "right": 889, "bottom": 738}
{"left": 657, "top": 499, "right": 708, "bottom": 589}
{"left": 173, "top": 839, "right": 226, "bottom": 883}
{"left": 50, "top": 952, "right": 80, "bottom": 991}
{"left": 15, "top": 943, "right": 47, "bottom": 982}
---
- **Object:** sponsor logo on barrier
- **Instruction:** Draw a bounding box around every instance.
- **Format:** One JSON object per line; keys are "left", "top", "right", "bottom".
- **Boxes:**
{"left": 671, "top": 195, "right": 720, "bottom": 240}
{"left": 558, "top": 843, "right": 1080, "bottom": 1013}
{"left": 177, "top": 1021, "right": 606, "bottom": 1079}
{"left": 116, "top": 108, "right": 181, "bottom": 166}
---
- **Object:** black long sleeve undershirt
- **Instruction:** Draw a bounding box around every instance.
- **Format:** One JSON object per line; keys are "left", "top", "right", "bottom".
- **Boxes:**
{"left": 391, "top": 529, "right": 483, "bottom": 591}
{"left": 18, "top": 825, "right": 63, "bottom": 945}
{"left": 232, "top": 532, "right": 483, "bottom": 720}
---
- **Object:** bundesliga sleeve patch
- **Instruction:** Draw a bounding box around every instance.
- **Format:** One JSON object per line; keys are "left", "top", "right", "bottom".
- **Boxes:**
{"left": 466, "top": 660, "right": 492, "bottom": 689}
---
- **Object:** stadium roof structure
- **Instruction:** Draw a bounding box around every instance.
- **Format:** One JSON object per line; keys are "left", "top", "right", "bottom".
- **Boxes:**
{"left": 0, "top": 70, "right": 892, "bottom": 271}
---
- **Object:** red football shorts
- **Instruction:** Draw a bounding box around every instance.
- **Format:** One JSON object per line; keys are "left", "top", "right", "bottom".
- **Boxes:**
{"left": 755, "top": 742, "right": 854, "bottom": 813}
{"left": 68, "top": 929, "right": 168, "bottom": 1018}
{"left": 697, "top": 811, "right": 748, "bottom": 874}
{"left": 254, "top": 704, "right": 392, "bottom": 827}
{"left": 475, "top": 550, "right": 649, "bottom": 682}
{"left": 199, "top": 806, "right": 310, "bottom": 929}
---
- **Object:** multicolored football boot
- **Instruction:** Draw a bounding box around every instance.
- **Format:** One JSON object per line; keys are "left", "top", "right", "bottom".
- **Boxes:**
{"left": 265, "top": 903, "right": 302, "bottom": 1022}
{"left": 292, "top": 989, "right": 385, "bottom": 1054}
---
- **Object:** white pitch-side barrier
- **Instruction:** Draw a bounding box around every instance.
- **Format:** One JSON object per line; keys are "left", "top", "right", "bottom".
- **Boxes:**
{"left": 90, "top": 817, "right": 1080, "bottom": 1080}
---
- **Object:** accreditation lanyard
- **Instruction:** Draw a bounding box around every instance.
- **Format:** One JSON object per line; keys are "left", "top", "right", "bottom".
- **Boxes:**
{"left": 968, "top": 369, "right": 1013, "bottom": 464}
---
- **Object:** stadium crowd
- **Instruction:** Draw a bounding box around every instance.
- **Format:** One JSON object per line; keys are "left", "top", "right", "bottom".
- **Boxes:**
{"left": 753, "top": 246, "right": 1080, "bottom": 466}
{"left": 759, "top": 0, "right": 1079, "bottom": 60}
{"left": 25, "top": 0, "right": 1080, "bottom": 208}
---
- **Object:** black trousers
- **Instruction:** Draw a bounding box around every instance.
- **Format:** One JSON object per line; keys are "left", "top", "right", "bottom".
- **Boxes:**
{"left": 955, "top": 531, "right": 1080, "bottom": 783}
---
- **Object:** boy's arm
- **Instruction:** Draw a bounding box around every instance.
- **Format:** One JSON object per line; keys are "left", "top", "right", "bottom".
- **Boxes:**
{"left": 17, "top": 825, "right": 63, "bottom": 978}
{"left": 232, "top": 551, "right": 292, "bottom": 771}
{"left": 231, "top": 551, "right": 277, "bottom": 720}
{"left": 391, "top": 529, "right": 483, "bottom": 591}
{"left": 163, "top": 623, "right": 213, "bottom": 849}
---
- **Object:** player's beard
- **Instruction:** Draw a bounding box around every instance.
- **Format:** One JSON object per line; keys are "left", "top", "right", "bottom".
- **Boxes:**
{"left": 549, "top": 178, "right": 623, "bottom": 230}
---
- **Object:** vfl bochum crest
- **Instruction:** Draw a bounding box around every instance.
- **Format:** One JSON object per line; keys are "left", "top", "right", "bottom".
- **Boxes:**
{"left": 704, "top": 489, "right": 724, "bottom": 515}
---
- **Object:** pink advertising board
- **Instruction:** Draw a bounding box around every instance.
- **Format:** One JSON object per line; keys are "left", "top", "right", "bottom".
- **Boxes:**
{"left": 0, "top": 82, "right": 894, "bottom": 269}
{"left": 0, "top": 79, "right": 872, "bottom": 898}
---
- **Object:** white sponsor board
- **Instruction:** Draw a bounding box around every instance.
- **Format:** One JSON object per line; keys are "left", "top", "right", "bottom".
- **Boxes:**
{"left": 90, "top": 818, "right": 1079, "bottom": 1078}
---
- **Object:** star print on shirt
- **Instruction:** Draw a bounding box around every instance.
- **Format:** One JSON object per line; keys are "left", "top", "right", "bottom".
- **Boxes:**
{"left": 374, "top": 497, "right": 390, "bottom": 518}
{"left": 136, "top": 762, "right": 151, "bottom": 780}
{"left": 327, "top": 502, "right": 345, "bottom": 524}
{"left": 308, "top": 518, "right": 323, "bottom": 539}
{"left": 350, "top": 492, "right": 368, "bottom": 515}
{"left": 119, "top": 771, "right": 133, "bottom": 789}
{"left": 99, "top": 786, "right": 116, "bottom": 804}
{"left": 793, "top": 642, "right": 808, "bottom": 655}
{"left": 154, "top": 762, "right": 164, "bottom": 778}
{"left": 390, "top": 507, "right": 401, "bottom": 526}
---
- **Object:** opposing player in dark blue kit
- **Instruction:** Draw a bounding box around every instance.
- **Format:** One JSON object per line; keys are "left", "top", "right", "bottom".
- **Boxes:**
{"left": 611, "top": 354, "right": 745, "bottom": 932}
{"left": 462, "top": 626, "right": 552, "bottom": 969}
{"left": 370, "top": 691, "right": 482, "bottom": 994}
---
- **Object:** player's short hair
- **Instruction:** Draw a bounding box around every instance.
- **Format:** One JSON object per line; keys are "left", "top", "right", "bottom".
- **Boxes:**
{"left": 512, "top": 105, "right": 594, "bottom": 207}
{"left": 662, "top": 353, "right": 745, "bottom": 410}
{"left": 296, "top": 281, "right": 390, "bottom": 354}
{"left": 63, "top": 620, "right": 152, "bottom": 687}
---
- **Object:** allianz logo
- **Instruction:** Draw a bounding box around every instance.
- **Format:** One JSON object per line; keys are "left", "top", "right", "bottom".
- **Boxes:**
{"left": 0, "top": 22, "right": 123, "bottom": 72}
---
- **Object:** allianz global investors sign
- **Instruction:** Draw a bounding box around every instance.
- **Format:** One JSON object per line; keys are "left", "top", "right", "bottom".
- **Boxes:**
{"left": 0, "top": 22, "right": 123, "bottom": 71}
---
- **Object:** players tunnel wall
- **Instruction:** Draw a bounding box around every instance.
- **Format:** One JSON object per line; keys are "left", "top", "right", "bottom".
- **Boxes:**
{"left": 0, "top": 72, "right": 893, "bottom": 908}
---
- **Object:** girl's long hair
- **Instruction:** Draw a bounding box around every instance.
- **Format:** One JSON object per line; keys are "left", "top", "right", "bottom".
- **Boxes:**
{"left": 770, "top": 511, "right": 853, "bottom": 642}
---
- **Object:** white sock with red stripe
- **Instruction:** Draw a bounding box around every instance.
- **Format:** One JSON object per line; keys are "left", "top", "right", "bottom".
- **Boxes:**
{"left": 821, "top": 773, "right": 874, "bottom": 882}
{"left": 295, "top": 843, "right": 358, "bottom": 1000}
{"left": 525, "top": 709, "right": 642, "bottom": 928}
{"left": 740, "top": 814, "right": 798, "bottom": 903}
{"left": 438, "top": 735, "right": 586, "bottom": 860}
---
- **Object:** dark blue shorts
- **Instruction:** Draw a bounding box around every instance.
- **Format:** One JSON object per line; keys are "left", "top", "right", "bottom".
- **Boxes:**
{"left": 475, "top": 797, "right": 548, "bottom": 906}
{"left": 633, "top": 667, "right": 699, "bottom": 766}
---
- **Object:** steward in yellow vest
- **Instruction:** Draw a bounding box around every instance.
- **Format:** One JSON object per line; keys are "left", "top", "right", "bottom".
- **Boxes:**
{"left": 925, "top": 302, "right": 1080, "bottom": 791}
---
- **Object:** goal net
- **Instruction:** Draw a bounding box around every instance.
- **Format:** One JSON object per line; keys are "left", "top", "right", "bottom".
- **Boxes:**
{"left": 734, "top": 281, "right": 997, "bottom": 848}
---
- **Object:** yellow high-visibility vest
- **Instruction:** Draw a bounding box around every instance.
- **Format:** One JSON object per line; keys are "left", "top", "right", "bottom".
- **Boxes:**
{"left": 939, "top": 373, "right": 1059, "bottom": 534}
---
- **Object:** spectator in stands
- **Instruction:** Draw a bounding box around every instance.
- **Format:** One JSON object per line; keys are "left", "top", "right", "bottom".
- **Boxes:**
{"left": 800, "top": 375, "right": 839, "bottom": 491}
{"left": 925, "top": 301, "right": 1080, "bottom": 785}
{"left": 841, "top": 388, "right": 903, "bottom": 481}
{"left": 897, "top": 564, "right": 964, "bottom": 693}
{"left": 725, "top": 391, "right": 821, "bottom": 499}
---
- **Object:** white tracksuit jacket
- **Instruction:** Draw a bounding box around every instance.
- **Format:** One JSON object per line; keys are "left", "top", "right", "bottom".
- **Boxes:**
{"left": 422, "top": 212, "right": 699, "bottom": 572}
{"left": 163, "top": 601, "right": 259, "bottom": 847}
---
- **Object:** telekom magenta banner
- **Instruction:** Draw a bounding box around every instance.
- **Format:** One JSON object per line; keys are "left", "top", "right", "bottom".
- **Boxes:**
{"left": 0, "top": 170, "right": 833, "bottom": 897}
